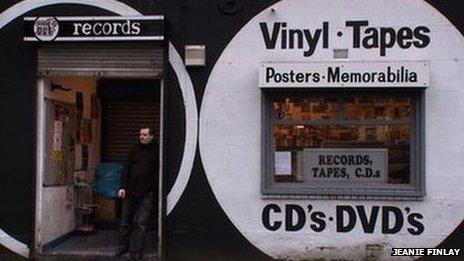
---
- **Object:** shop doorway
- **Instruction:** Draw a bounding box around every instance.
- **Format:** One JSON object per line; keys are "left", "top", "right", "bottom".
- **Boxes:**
{"left": 35, "top": 74, "right": 163, "bottom": 258}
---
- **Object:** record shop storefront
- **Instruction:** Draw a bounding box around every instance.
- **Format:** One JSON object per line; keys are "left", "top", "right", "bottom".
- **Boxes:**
{"left": 1, "top": 0, "right": 464, "bottom": 260}
{"left": 26, "top": 13, "right": 168, "bottom": 258}
{"left": 200, "top": 0, "right": 464, "bottom": 260}
{"left": 0, "top": 1, "right": 175, "bottom": 259}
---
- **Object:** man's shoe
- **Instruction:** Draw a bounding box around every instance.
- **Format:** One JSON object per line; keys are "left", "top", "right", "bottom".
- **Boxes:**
{"left": 115, "top": 246, "right": 128, "bottom": 256}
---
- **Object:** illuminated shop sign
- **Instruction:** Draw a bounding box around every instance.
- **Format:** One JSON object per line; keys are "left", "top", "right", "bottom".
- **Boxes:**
{"left": 23, "top": 16, "right": 164, "bottom": 42}
{"left": 259, "top": 61, "right": 429, "bottom": 88}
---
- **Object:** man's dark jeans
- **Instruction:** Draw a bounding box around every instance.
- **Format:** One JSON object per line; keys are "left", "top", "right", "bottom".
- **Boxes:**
{"left": 119, "top": 194, "right": 155, "bottom": 256}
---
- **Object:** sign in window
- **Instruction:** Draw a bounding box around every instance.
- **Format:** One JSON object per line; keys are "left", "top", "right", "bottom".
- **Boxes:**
{"left": 263, "top": 91, "right": 423, "bottom": 197}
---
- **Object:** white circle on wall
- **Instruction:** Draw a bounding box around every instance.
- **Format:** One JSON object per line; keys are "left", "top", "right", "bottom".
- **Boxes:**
{"left": 0, "top": 0, "right": 197, "bottom": 257}
{"left": 200, "top": 0, "right": 464, "bottom": 260}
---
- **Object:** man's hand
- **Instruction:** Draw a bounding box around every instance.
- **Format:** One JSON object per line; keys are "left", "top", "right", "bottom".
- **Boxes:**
{"left": 118, "top": 189, "right": 126, "bottom": 198}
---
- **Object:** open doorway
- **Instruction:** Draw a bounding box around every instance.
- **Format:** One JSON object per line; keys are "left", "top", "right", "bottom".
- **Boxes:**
{"left": 35, "top": 76, "right": 162, "bottom": 258}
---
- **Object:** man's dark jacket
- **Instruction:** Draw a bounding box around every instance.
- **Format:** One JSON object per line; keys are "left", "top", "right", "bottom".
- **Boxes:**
{"left": 121, "top": 141, "right": 159, "bottom": 198}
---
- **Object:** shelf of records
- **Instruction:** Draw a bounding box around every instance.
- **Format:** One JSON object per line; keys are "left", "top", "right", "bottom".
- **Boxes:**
{"left": 273, "top": 96, "right": 411, "bottom": 121}
{"left": 273, "top": 124, "right": 410, "bottom": 148}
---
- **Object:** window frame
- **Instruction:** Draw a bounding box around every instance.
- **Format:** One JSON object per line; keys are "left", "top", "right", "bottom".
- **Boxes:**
{"left": 261, "top": 88, "right": 425, "bottom": 198}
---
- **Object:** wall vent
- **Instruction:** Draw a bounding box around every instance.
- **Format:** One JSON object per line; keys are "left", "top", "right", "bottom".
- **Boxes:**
{"left": 333, "top": 48, "right": 348, "bottom": 59}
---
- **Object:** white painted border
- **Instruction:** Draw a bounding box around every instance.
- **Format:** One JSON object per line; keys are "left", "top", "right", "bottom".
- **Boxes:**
{"left": 24, "top": 15, "right": 164, "bottom": 21}
{"left": 0, "top": 0, "right": 198, "bottom": 257}
{"left": 158, "top": 79, "right": 165, "bottom": 256}
{"left": 166, "top": 43, "right": 198, "bottom": 214}
{"left": 34, "top": 79, "right": 46, "bottom": 254}
{"left": 24, "top": 36, "right": 164, "bottom": 41}
{"left": 0, "top": 230, "right": 29, "bottom": 258}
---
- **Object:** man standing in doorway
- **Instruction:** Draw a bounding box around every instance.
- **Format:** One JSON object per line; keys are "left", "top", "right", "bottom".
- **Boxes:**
{"left": 116, "top": 125, "right": 159, "bottom": 260}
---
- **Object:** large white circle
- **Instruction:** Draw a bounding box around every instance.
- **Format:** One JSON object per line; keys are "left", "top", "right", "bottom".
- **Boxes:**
{"left": 200, "top": 0, "right": 464, "bottom": 260}
{"left": 0, "top": 0, "right": 197, "bottom": 257}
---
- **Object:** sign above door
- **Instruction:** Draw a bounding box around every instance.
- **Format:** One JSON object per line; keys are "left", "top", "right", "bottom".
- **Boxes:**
{"left": 23, "top": 16, "right": 164, "bottom": 42}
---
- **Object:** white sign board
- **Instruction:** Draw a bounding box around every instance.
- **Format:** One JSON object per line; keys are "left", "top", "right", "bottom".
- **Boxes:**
{"left": 303, "top": 148, "right": 388, "bottom": 184}
{"left": 259, "top": 61, "right": 429, "bottom": 88}
{"left": 274, "top": 151, "right": 292, "bottom": 175}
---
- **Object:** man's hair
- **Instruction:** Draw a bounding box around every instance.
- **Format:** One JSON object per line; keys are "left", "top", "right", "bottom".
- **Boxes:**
{"left": 139, "top": 124, "right": 154, "bottom": 136}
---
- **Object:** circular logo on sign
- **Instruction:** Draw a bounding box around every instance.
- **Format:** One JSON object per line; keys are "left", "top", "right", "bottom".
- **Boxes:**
{"left": 33, "top": 17, "right": 59, "bottom": 41}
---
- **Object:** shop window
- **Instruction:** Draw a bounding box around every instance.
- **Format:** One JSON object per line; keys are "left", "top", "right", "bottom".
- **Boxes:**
{"left": 262, "top": 90, "right": 424, "bottom": 198}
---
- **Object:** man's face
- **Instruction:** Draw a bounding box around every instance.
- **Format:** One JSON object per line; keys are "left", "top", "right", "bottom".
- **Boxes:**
{"left": 139, "top": 128, "right": 154, "bottom": 144}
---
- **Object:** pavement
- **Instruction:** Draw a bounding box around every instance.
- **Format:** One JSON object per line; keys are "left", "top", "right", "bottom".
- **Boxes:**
{"left": 0, "top": 230, "right": 268, "bottom": 261}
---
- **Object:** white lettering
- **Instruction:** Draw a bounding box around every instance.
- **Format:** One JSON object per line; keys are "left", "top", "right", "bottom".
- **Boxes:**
{"left": 112, "top": 22, "right": 122, "bottom": 35}
{"left": 131, "top": 22, "right": 141, "bottom": 35}
{"left": 92, "top": 22, "right": 102, "bottom": 35}
{"left": 64, "top": 19, "right": 148, "bottom": 37}
{"left": 73, "top": 23, "right": 82, "bottom": 35}
{"left": 81, "top": 23, "right": 92, "bottom": 35}
{"left": 122, "top": 20, "right": 131, "bottom": 34}
{"left": 102, "top": 22, "right": 112, "bottom": 35}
